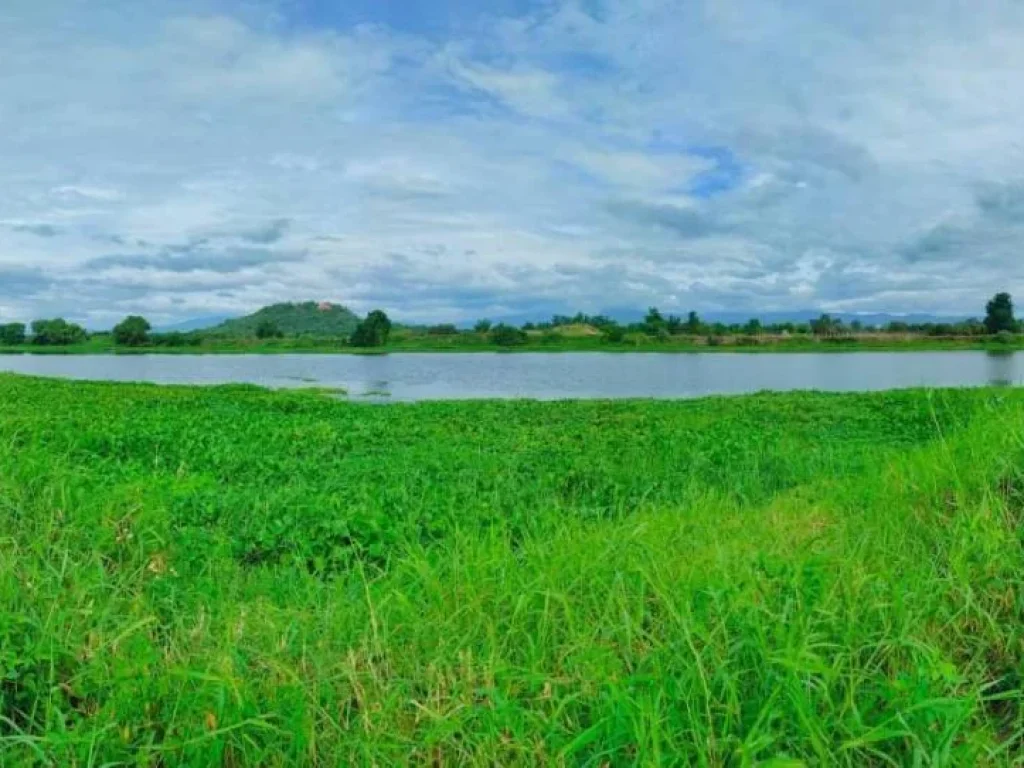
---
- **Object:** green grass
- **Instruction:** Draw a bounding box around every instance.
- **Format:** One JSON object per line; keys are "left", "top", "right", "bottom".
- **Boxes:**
{"left": 2, "top": 374, "right": 1024, "bottom": 764}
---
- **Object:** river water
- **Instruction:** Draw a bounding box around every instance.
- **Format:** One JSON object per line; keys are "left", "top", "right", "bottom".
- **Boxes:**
{"left": 1, "top": 351, "right": 1022, "bottom": 401}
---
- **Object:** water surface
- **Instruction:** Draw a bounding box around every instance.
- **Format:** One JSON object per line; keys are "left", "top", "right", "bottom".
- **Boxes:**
{"left": 1, "top": 351, "right": 1022, "bottom": 401}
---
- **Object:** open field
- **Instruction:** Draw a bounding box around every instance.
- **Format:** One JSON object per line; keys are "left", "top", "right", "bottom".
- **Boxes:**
{"left": 2, "top": 375, "right": 1024, "bottom": 764}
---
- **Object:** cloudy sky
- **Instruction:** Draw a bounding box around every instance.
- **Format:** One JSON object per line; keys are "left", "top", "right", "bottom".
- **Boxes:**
{"left": 3, "top": 0, "right": 1024, "bottom": 326}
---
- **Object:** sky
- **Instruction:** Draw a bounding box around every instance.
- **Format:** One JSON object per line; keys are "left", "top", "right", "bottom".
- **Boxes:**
{"left": 3, "top": 0, "right": 1024, "bottom": 327}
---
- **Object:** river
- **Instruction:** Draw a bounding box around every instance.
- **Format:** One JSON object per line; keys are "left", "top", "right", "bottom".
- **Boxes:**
{"left": 1, "top": 351, "right": 1022, "bottom": 400}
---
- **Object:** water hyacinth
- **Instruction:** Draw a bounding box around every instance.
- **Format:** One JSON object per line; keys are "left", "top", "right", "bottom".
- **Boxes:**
{"left": 1, "top": 373, "right": 1023, "bottom": 764}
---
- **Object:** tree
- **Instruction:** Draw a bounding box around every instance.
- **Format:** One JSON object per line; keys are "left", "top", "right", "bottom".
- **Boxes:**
{"left": 684, "top": 311, "right": 702, "bottom": 335}
{"left": 474, "top": 319, "right": 492, "bottom": 333}
{"left": 112, "top": 315, "right": 151, "bottom": 346}
{"left": 985, "top": 292, "right": 1016, "bottom": 334}
{"left": 255, "top": 320, "right": 283, "bottom": 339}
{"left": 644, "top": 307, "right": 664, "bottom": 325}
{"left": 489, "top": 324, "right": 528, "bottom": 347}
{"left": 0, "top": 322, "right": 26, "bottom": 345}
{"left": 30, "top": 318, "right": 87, "bottom": 346}
{"left": 642, "top": 306, "right": 666, "bottom": 336}
{"left": 810, "top": 314, "right": 842, "bottom": 337}
{"left": 350, "top": 310, "right": 392, "bottom": 347}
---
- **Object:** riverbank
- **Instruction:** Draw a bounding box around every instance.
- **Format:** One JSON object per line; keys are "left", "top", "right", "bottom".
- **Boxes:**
{"left": 2, "top": 333, "right": 1023, "bottom": 355}
{"left": 2, "top": 375, "right": 1023, "bottom": 764}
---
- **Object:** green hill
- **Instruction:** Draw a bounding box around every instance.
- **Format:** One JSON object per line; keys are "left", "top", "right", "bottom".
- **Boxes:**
{"left": 209, "top": 301, "right": 362, "bottom": 337}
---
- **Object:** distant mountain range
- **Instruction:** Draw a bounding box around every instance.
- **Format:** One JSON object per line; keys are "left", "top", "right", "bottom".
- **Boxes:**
{"left": 154, "top": 314, "right": 233, "bottom": 333}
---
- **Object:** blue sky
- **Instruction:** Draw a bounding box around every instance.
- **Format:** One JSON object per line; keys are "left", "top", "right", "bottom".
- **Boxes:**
{"left": 3, "top": 0, "right": 1024, "bottom": 326}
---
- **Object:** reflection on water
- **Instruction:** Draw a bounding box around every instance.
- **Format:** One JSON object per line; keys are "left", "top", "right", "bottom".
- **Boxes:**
{"left": 0, "top": 350, "right": 1022, "bottom": 401}
{"left": 985, "top": 351, "right": 1015, "bottom": 387}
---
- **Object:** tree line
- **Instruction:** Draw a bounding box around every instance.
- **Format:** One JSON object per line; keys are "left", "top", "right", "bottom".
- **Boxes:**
{"left": 0, "top": 293, "right": 1019, "bottom": 348}
{"left": 467, "top": 292, "right": 1020, "bottom": 345}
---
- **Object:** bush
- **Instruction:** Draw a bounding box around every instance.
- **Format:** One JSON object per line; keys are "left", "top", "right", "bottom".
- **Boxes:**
{"left": 151, "top": 332, "right": 202, "bottom": 348}
{"left": 490, "top": 324, "right": 528, "bottom": 347}
{"left": 602, "top": 326, "right": 626, "bottom": 343}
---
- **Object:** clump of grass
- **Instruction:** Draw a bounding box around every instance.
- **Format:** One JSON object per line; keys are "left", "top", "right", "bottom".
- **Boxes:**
{"left": 1, "top": 374, "right": 1023, "bottom": 764}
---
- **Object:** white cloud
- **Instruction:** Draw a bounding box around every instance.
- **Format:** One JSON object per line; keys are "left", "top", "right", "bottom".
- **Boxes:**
{"left": 50, "top": 185, "right": 125, "bottom": 202}
{"left": 3, "top": 0, "right": 1024, "bottom": 326}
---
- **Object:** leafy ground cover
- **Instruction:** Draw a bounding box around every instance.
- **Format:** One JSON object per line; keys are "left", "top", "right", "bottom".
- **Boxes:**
{"left": 2, "top": 374, "right": 1024, "bottom": 764}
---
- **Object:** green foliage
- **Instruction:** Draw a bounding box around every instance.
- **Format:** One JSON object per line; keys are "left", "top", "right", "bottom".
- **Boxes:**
{"left": 150, "top": 331, "right": 201, "bottom": 348}
{"left": 985, "top": 292, "right": 1016, "bottom": 334}
{"left": 0, "top": 322, "right": 26, "bottom": 345}
{"left": 30, "top": 318, "right": 87, "bottom": 346}
{"left": 602, "top": 325, "right": 626, "bottom": 343}
{"left": 350, "top": 309, "right": 393, "bottom": 347}
{"left": 112, "top": 315, "right": 151, "bottom": 346}
{"left": 2, "top": 377, "right": 1024, "bottom": 764}
{"left": 810, "top": 313, "right": 844, "bottom": 336}
{"left": 255, "top": 319, "right": 284, "bottom": 339}
{"left": 685, "top": 310, "right": 702, "bottom": 334}
{"left": 642, "top": 306, "right": 665, "bottom": 335}
{"left": 211, "top": 302, "right": 361, "bottom": 338}
{"left": 489, "top": 323, "right": 528, "bottom": 346}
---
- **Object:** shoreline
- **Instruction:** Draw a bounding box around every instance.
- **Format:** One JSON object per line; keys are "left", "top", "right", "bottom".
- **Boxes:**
{"left": 1, "top": 340, "right": 1023, "bottom": 355}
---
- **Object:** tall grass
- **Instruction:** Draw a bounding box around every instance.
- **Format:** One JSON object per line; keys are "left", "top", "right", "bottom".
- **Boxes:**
{"left": 1, "top": 374, "right": 1023, "bottom": 764}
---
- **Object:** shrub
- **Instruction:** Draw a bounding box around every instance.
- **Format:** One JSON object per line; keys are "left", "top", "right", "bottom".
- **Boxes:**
{"left": 490, "top": 324, "right": 528, "bottom": 347}
{"left": 602, "top": 326, "right": 626, "bottom": 343}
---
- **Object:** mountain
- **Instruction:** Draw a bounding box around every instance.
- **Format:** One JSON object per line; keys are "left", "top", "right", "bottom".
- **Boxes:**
{"left": 207, "top": 301, "right": 362, "bottom": 337}
{"left": 154, "top": 315, "right": 234, "bottom": 333}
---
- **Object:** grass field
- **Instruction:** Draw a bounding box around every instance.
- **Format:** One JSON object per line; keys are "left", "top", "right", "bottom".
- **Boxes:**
{"left": 2, "top": 374, "right": 1024, "bottom": 765}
